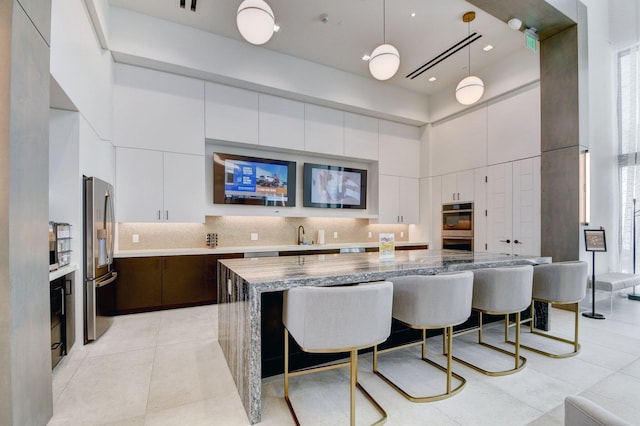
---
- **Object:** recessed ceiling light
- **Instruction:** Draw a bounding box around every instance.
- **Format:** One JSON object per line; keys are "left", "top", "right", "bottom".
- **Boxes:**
{"left": 483, "top": 44, "right": 494, "bottom": 51}
{"left": 362, "top": 54, "right": 371, "bottom": 61}
{"left": 410, "top": 12, "right": 416, "bottom": 17}
{"left": 428, "top": 76, "right": 437, "bottom": 82}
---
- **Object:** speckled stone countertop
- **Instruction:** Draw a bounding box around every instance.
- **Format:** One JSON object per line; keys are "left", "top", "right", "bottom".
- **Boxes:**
{"left": 217, "top": 249, "right": 551, "bottom": 424}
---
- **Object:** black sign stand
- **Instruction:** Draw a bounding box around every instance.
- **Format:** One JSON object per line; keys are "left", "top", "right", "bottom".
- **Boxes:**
{"left": 583, "top": 229, "right": 607, "bottom": 320}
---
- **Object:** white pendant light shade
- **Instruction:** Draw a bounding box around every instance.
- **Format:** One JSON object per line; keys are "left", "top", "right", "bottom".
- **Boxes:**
{"left": 455, "top": 75, "right": 484, "bottom": 105}
{"left": 369, "top": 44, "right": 400, "bottom": 80}
{"left": 237, "top": 0, "right": 275, "bottom": 45}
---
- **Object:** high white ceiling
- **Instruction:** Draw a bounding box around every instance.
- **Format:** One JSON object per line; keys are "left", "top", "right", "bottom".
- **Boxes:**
{"left": 108, "top": 0, "right": 533, "bottom": 96}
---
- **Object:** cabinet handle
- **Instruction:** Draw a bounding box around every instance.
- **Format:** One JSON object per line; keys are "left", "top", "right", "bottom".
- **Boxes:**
{"left": 500, "top": 239, "right": 511, "bottom": 244}
{"left": 165, "top": 210, "right": 169, "bottom": 221}
{"left": 157, "top": 210, "right": 161, "bottom": 220}
{"left": 514, "top": 240, "right": 523, "bottom": 244}
{"left": 457, "top": 192, "right": 460, "bottom": 200}
{"left": 452, "top": 193, "right": 455, "bottom": 200}
{"left": 60, "top": 287, "right": 65, "bottom": 316}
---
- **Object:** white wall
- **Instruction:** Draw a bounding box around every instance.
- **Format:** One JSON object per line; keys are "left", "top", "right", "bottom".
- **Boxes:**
{"left": 50, "top": 0, "right": 113, "bottom": 140}
{"left": 583, "top": 0, "right": 636, "bottom": 272}
{"left": 108, "top": 7, "right": 429, "bottom": 126}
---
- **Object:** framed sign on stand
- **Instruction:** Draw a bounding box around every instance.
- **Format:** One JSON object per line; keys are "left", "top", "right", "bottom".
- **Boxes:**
{"left": 583, "top": 229, "right": 607, "bottom": 320}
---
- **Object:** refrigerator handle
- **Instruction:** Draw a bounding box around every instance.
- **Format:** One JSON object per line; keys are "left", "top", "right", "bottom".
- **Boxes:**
{"left": 105, "top": 191, "right": 115, "bottom": 264}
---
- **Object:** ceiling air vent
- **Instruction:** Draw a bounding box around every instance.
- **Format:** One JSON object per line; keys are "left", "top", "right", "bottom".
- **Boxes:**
{"left": 406, "top": 32, "right": 482, "bottom": 80}
{"left": 179, "top": 0, "right": 197, "bottom": 12}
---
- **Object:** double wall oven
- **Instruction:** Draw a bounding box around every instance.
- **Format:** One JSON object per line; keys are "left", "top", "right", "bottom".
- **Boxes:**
{"left": 442, "top": 202, "right": 473, "bottom": 251}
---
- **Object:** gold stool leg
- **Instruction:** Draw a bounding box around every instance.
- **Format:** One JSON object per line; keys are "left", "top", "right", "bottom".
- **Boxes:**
{"left": 478, "top": 312, "right": 483, "bottom": 343}
{"left": 446, "top": 326, "right": 453, "bottom": 394}
{"left": 515, "top": 312, "right": 521, "bottom": 369}
{"left": 350, "top": 350, "right": 357, "bottom": 426}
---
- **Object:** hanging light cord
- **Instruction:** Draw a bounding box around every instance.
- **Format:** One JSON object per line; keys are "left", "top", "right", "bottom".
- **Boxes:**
{"left": 383, "top": 0, "right": 386, "bottom": 43}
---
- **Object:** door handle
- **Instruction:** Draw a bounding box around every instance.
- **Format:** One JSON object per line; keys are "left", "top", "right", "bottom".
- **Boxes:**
{"left": 499, "top": 239, "right": 511, "bottom": 243}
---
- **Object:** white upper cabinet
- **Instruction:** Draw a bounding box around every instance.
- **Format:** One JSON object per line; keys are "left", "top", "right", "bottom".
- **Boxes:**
{"left": 116, "top": 148, "right": 164, "bottom": 223}
{"left": 162, "top": 152, "right": 205, "bottom": 223}
{"left": 205, "top": 82, "right": 259, "bottom": 145}
{"left": 344, "top": 113, "right": 378, "bottom": 161}
{"left": 113, "top": 64, "right": 205, "bottom": 155}
{"left": 116, "top": 147, "right": 204, "bottom": 223}
{"left": 304, "top": 104, "right": 344, "bottom": 156}
{"left": 377, "top": 175, "right": 419, "bottom": 224}
{"left": 487, "top": 86, "right": 541, "bottom": 165}
{"left": 441, "top": 170, "right": 474, "bottom": 202}
{"left": 378, "top": 120, "right": 420, "bottom": 178}
{"left": 430, "top": 108, "right": 487, "bottom": 176}
{"left": 259, "top": 94, "right": 305, "bottom": 151}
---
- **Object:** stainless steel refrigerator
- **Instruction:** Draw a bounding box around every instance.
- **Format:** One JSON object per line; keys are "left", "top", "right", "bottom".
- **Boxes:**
{"left": 84, "top": 176, "right": 118, "bottom": 343}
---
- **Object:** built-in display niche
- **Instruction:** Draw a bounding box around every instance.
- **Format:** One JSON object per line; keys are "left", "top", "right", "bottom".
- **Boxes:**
{"left": 213, "top": 152, "right": 296, "bottom": 207}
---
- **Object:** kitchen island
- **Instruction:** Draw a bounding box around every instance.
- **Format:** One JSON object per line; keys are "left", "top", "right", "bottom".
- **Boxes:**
{"left": 218, "top": 249, "right": 550, "bottom": 424}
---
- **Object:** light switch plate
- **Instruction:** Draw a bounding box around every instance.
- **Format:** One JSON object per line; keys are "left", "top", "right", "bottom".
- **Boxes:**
{"left": 132, "top": 234, "right": 139, "bottom": 243}
{"left": 333, "top": 232, "right": 338, "bottom": 239}
{"left": 251, "top": 233, "right": 258, "bottom": 241}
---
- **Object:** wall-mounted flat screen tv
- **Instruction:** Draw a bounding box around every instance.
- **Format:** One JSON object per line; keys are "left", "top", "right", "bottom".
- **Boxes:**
{"left": 213, "top": 153, "right": 296, "bottom": 206}
{"left": 303, "top": 163, "right": 367, "bottom": 209}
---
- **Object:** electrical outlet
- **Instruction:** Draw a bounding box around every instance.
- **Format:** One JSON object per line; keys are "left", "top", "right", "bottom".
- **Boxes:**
{"left": 333, "top": 231, "right": 338, "bottom": 239}
{"left": 400, "top": 231, "right": 404, "bottom": 238}
{"left": 132, "top": 234, "right": 139, "bottom": 243}
{"left": 368, "top": 231, "right": 372, "bottom": 238}
{"left": 251, "top": 233, "right": 258, "bottom": 241}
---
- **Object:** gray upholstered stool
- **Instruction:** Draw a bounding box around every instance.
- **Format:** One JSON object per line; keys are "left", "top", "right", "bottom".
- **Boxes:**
{"left": 372, "top": 271, "right": 473, "bottom": 402}
{"left": 507, "top": 261, "right": 588, "bottom": 358}
{"left": 453, "top": 265, "right": 533, "bottom": 376}
{"left": 283, "top": 281, "right": 393, "bottom": 426}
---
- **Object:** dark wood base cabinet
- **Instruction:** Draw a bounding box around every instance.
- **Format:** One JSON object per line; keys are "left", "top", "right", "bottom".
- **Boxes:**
{"left": 114, "top": 254, "right": 242, "bottom": 314}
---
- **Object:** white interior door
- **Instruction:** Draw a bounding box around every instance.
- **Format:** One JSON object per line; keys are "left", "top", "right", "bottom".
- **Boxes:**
{"left": 487, "top": 162, "right": 513, "bottom": 253}
{"left": 512, "top": 157, "right": 541, "bottom": 255}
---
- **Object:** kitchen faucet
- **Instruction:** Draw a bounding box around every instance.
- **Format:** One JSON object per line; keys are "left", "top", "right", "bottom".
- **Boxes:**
{"left": 297, "top": 225, "right": 306, "bottom": 245}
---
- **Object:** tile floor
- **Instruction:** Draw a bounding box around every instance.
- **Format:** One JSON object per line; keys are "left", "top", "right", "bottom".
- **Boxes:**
{"left": 49, "top": 290, "right": 640, "bottom": 425}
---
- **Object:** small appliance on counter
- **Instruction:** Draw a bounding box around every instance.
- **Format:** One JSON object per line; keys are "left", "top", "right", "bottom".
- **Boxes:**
{"left": 49, "top": 222, "right": 72, "bottom": 271}
{"left": 84, "top": 176, "right": 117, "bottom": 343}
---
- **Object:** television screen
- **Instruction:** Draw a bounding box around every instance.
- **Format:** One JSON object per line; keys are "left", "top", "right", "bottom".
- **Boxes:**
{"left": 213, "top": 153, "right": 296, "bottom": 206}
{"left": 303, "top": 163, "right": 367, "bottom": 209}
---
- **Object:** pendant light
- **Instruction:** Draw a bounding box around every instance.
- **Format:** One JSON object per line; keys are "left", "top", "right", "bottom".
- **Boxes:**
{"left": 369, "top": 0, "right": 400, "bottom": 81}
{"left": 237, "top": 0, "right": 275, "bottom": 45}
{"left": 456, "top": 11, "right": 485, "bottom": 105}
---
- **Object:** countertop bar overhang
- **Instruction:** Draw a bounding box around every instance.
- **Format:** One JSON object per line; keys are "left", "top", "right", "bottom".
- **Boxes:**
{"left": 217, "top": 249, "right": 551, "bottom": 424}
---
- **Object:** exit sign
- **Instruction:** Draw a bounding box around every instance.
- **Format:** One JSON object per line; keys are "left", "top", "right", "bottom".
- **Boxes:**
{"left": 524, "top": 29, "right": 538, "bottom": 52}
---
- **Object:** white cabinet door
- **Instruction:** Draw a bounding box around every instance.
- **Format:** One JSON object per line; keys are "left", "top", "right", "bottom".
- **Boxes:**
{"left": 487, "top": 86, "right": 541, "bottom": 165}
{"left": 441, "top": 173, "right": 457, "bottom": 202}
{"left": 304, "top": 104, "right": 344, "bottom": 155}
{"left": 163, "top": 153, "right": 205, "bottom": 223}
{"left": 377, "top": 175, "right": 400, "bottom": 224}
{"left": 474, "top": 167, "right": 488, "bottom": 252}
{"left": 116, "top": 148, "right": 164, "bottom": 222}
{"left": 487, "top": 162, "right": 514, "bottom": 253}
{"left": 441, "top": 170, "right": 474, "bottom": 202}
{"left": 344, "top": 112, "right": 378, "bottom": 161}
{"left": 399, "top": 177, "right": 419, "bottom": 224}
{"left": 457, "top": 169, "right": 475, "bottom": 202}
{"left": 205, "top": 82, "right": 259, "bottom": 145}
{"left": 512, "top": 157, "right": 541, "bottom": 255}
{"left": 377, "top": 175, "right": 419, "bottom": 224}
{"left": 259, "top": 94, "right": 304, "bottom": 151}
{"left": 113, "top": 63, "right": 205, "bottom": 155}
{"left": 116, "top": 148, "right": 205, "bottom": 223}
{"left": 379, "top": 120, "right": 420, "bottom": 178}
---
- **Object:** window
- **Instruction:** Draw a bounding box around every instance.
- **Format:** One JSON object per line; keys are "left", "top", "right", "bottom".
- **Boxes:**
{"left": 618, "top": 44, "right": 640, "bottom": 272}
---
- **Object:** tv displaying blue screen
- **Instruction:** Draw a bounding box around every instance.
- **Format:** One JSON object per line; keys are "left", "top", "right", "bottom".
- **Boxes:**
{"left": 213, "top": 153, "right": 296, "bottom": 206}
{"left": 303, "top": 163, "right": 367, "bottom": 209}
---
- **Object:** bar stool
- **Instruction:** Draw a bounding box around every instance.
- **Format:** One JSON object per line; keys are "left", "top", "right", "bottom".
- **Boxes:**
{"left": 506, "top": 261, "right": 588, "bottom": 358}
{"left": 283, "top": 281, "right": 393, "bottom": 426}
{"left": 452, "top": 265, "right": 533, "bottom": 376}
{"left": 372, "top": 271, "right": 473, "bottom": 402}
